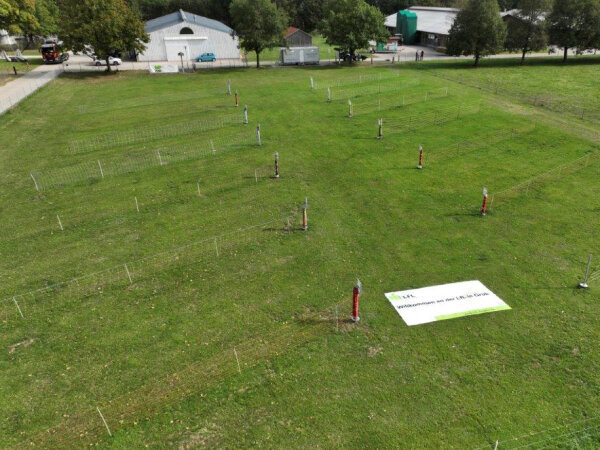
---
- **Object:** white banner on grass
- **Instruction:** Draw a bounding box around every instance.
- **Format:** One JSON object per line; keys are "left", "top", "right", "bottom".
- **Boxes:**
{"left": 385, "top": 280, "right": 510, "bottom": 326}
{"left": 148, "top": 64, "right": 179, "bottom": 74}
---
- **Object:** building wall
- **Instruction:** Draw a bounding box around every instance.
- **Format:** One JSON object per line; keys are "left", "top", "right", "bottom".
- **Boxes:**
{"left": 138, "top": 21, "right": 240, "bottom": 62}
{"left": 419, "top": 32, "right": 448, "bottom": 48}
{"left": 285, "top": 31, "right": 312, "bottom": 47}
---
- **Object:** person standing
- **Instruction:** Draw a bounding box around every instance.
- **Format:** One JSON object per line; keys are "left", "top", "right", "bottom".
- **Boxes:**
{"left": 420, "top": 50, "right": 425, "bottom": 61}
{"left": 415, "top": 51, "right": 419, "bottom": 61}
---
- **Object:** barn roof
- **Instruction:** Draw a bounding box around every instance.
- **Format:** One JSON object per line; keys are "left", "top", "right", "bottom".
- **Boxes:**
{"left": 145, "top": 9, "right": 233, "bottom": 34}
{"left": 285, "top": 27, "right": 300, "bottom": 38}
{"left": 386, "top": 7, "right": 459, "bottom": 36}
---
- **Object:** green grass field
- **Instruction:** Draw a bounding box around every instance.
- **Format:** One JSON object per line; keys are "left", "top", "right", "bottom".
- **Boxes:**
{"left": 1, "top": 58, "right": 600, "bottom": 448}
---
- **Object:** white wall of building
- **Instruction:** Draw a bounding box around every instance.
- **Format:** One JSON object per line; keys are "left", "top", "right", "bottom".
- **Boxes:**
{"left": 138, "top": 21, "right": 240, "bottom": 62}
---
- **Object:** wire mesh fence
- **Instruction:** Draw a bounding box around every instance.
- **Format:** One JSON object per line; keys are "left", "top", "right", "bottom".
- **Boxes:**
{"left": 77, "top": 91, "right": 233, "bottom": 115}
{"left": 474, "top": 415, "right": 600, "bottom": 449}
{"left": 0, "top": 209, "right": 299, "bottom": 323}
{"left": 379, "top": 102, "right": 483, "bottom": 134}
{"left": 431, "top": 70, "right": 600, "bottom": 124}
{"left": 67, "top": 113, "right": 248, "bottom": 154}
{"left": 345, "top": 87, "right": 450, "bottom": 115}
{"left": 32, "top": 130, "right": 256, "bottom": 190}
{"left": 327, "top": 78, "right": 421, "bottom": 101}
{"left": 489, "top": 150, "right": 600, "bottom": 209}
{"left": 20, "top": 296, "right": 344, "bottom": 448}
{"left": 312, "top": 71, "right": 401, "bottom": 91}
{"left": 425, "top": 125, "right": 537, "bottom": 164}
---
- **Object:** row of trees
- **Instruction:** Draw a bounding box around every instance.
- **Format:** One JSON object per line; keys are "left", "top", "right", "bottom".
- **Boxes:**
{"left": 448, "top": 0, "right": 600, "bottom": 65}
{"left": 3, "top": 0, "right": 600, "bottom": 70}
{"left": 232, "top": 0, "right": 389, "bottom": 68}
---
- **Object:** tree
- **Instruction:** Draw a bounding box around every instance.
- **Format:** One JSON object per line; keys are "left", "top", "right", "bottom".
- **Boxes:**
{"left": 19, "top": 0, "right": 59, "bottom": 48}
{"left": 504, "top": 0, "right": 551, "bottom": 64}
{"left": 273, "top": 0, "right": 322, "bottom": 32}
{"left": 446, "top": 0, "right": 507, "bottom": 66}
{"left": 0, "top": 0, "right": 38, "bottom": 34}
{"left": 230, "top": 0, "right": 288, "bottom": 68}
{"left": 58, "top": 0, "right": 148, "bottom": 71}
{"left": 548, "top": 0, "right": 600, "bottom": 62}
{"left": 320, "top": 0, "right": 389, "bottom": 62}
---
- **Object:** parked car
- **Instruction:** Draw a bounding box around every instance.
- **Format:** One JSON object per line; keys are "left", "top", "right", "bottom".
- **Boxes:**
{"left": 196, "top": 53, "right": 216, "bottom": 62}
{"left": 94, "top": 56, "right": 122, "bottom": 66}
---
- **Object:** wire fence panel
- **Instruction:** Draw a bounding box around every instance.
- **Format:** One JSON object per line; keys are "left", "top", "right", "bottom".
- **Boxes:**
{"left": 0, "top": 213, "right": 295, "bottom": 321}
{"left": 381, "top": 102, "right": 483, "bottom": 134}
{"left": 349, "top": 87, "right": 450, "bottom": 115}
{"left": 313, "top": 71, "right": 401, "bottom": 91}
{"left": 329, "top": 79, "right": 421, "bottom": 101}
{"left": 32, "top": 130, "right": 255, "bottom": 190}
{"left": 490, "top": 151, "right": 600, "bottom": 208}
{"left": 431, "top": 70, "right": 600, "bottom": 124}
{"left": 67, "top": 113, "right": 246, "bottom": 154}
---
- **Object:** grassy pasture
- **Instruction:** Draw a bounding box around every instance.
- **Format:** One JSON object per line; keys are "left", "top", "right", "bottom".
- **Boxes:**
{"left": 0, "top": 60, "right": 599, "bottom": 448}
{"left": 420, "top": 56, "right": 600, "bottom": 124}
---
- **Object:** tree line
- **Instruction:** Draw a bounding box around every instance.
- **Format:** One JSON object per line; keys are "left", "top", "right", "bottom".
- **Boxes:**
{"left": 448, "top": 0, "right": 600, "bottom": 65}
{"left": 2, "top": 0, "right": 599, "bottom": 69}
{"left": 2, "top": 0, "right": 521, "bottom": 40}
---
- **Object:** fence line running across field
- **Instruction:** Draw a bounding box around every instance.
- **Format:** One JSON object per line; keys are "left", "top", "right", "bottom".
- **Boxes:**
{"left": 346, "top": 87, "right": 450, "bottom": 115}
{"left": 312, "top": 71, "right": 401, "bottom": 91}
{"left": 327, "top": 78, "right": 421, "bottom": 101}
{"left": 379, "top": 101, "right": 483, "bottom": 134}
{"left": 68, "top": 112, "right": 248, "bottom": 154}
{"left": 21, "top": 296, "right": 347, "bottom": 448}
{"left": 32, "top": 130, "right": 256, "bottom": 190}
{"left": 0, "top": 210, "right": 299, "bottom": 316}
{"left": 474, "top": 415, "right": 600, "bottom": 449}
{"left": 489, "top": 151, "right": 599, "bottom": 208}
{"left": 430, "top": 70, "right": 600, "bottom": 124}
{"left": 77, "top": 89, "right": 239, "bottom": 115}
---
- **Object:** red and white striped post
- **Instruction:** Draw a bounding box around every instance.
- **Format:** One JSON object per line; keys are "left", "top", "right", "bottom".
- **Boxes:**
{"left": 417, "top": 145, "right": 423, "bottom": 169}
{"left": 481, "top": 187, "right": 488, "bottom": 216}
{"left": 352, "top": 279, "right": 362, "bottom": 323}
{"left": 274, "top": 152, "right": 280, "bottom": 178}
{"left": 235, "top": 91, "right": 239, "bottom": 107}
{"left": 302, "top": 198, "right": 308, "bottom": 231}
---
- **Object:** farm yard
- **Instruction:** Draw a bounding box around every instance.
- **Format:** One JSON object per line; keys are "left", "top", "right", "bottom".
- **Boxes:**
{"left": 1, "top": 58, "right": 600, "bottom": 448}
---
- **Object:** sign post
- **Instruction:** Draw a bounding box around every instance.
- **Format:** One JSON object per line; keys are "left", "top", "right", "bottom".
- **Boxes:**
{"left": 302, "top": 198, "right": 308, "bottom": 231}
{"left": 481, "top": 187, "right": 488, "bottom": 216}
{"left": 352, "top": 279, "right": 362, "bottom": 323}
{"left": 274, "top": 152, "right": 280, "bottom": 178}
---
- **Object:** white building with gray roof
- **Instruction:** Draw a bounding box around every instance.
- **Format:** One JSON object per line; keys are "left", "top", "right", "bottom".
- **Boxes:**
{"left": 137, "top": 10, "right": 241, "bottom": 62}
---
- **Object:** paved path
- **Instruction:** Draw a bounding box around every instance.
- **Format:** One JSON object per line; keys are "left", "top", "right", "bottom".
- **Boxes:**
{"left": 0, "top": 63, "right": 62, "bottom": 115}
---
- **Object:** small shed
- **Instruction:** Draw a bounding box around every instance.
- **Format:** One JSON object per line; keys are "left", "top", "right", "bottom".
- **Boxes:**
{"left": 284, "top": 27, "right": 312, "bottom": 47}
